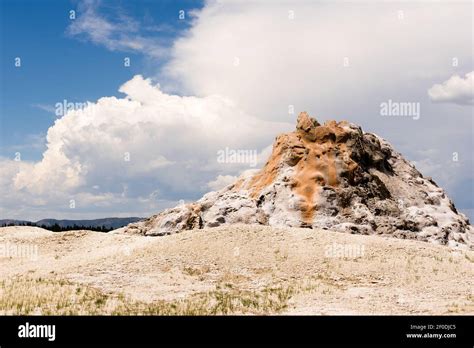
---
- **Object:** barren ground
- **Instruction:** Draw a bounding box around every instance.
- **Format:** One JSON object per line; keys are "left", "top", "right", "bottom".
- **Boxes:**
{"left": 0, "top": 225, "right": 472, "bottom": 315}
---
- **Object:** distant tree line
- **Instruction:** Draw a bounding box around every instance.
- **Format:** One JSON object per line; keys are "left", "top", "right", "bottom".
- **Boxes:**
{"left": 0, "top": 222, "right": 113, "bottom": 232}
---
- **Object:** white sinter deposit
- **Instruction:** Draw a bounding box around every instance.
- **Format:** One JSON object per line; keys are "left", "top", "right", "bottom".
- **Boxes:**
{"left": 121, "top": 112, "right": 473, "bottom": 249}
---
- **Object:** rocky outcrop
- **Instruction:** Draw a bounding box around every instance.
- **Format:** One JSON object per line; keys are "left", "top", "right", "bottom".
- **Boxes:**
{"left": 121, "top": 112, "right": 473, "bottom": 249}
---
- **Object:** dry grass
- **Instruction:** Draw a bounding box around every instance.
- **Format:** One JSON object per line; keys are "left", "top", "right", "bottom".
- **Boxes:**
{"left": 0, "top": 277, "right": 301, "bottom": 315}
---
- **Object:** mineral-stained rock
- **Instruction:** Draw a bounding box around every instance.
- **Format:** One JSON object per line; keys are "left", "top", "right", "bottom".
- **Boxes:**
{"left": 121, "top": 112, "right": 473, "bottom": 249}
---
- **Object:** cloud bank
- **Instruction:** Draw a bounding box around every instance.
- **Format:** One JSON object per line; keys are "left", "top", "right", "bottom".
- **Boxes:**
{"left": 2, "top": 76, "right": 290, "bottom": 219}
{"left": 163, "top": 1, "right": 472, "bottom": 122}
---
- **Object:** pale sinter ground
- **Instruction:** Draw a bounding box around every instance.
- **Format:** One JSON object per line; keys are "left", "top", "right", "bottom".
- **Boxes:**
{"left": 0, "top": 225, "right": 472, "bottom": 315}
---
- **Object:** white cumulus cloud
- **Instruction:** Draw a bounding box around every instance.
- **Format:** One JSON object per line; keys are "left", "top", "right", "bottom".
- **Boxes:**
{"left": 4, "top": 75, "right": 291, "bottom": 219}
{"left": 428, "top": 72, "right": 474, "bottom": 105}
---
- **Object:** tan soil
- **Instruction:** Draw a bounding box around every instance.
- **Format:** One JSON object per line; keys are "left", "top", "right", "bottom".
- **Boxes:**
{"left": 0, "top": 225, "right": 472, "bottom": 314}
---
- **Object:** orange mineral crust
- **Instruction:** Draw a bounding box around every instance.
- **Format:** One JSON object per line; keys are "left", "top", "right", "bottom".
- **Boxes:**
{"left": 123, "top": 112, "right": 473, "bottom": 250}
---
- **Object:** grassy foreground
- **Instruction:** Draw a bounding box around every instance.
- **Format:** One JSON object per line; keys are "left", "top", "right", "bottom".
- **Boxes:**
{"left": 0, "top": 277, "right": 305, "bottom": 315}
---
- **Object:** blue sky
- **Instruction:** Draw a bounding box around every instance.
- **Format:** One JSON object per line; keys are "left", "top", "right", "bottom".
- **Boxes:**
{"left": 1, "top": 0, "right": 203, "bottom": 160}
{"left": 0, "top": 0, "right": 472, "bottom": 221}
